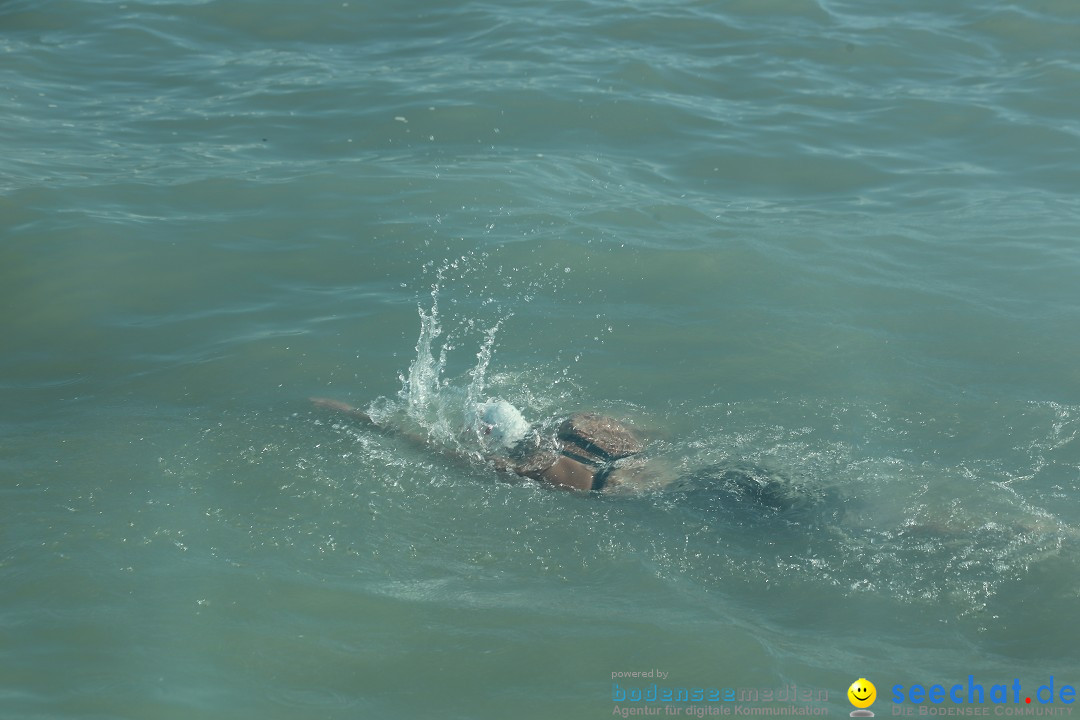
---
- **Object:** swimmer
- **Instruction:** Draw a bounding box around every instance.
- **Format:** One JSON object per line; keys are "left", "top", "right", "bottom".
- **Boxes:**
{"left": 309, "top": 396, "right": 835, "bottom": 522}
{"left": 311, "top": 398, "right": 1080, "bottom": 551}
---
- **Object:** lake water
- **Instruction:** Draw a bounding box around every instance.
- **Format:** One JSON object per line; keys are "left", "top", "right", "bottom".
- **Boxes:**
{"left": 3, "top": 0, "right": 1080, "bottom": 718}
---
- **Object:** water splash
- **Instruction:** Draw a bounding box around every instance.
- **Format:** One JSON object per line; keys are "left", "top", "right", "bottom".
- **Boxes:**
{"left": 461, "top": 317, "right": 507, "bottom": 444}
{"left": 391, "top": 256, "right": 526, "bottom": 451}
{"left": 401, "top": 269, "right": 446, "bottom": 419}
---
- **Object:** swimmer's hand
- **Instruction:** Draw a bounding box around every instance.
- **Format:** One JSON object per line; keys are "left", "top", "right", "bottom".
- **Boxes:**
{"left": 309, "top": 397, "right": 376, "bottom": 426}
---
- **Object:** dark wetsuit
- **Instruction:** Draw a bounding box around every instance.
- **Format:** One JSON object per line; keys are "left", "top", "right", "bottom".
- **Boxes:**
{"left": 669, "top": 463, "right": 844, "bottom": 526}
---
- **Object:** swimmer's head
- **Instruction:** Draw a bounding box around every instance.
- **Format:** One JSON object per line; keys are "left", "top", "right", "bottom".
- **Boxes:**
{"left": 474, "top": 400, "right": 531, "bottom": 449}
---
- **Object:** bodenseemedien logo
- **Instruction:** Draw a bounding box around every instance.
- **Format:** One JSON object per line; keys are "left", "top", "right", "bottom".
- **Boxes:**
{"left": 849, "top": 678, "right": 877, "bottom": 717}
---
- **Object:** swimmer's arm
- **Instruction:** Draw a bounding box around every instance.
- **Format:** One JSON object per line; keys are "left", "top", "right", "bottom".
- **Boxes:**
{"left": 310, "top": 397, "right": 377, "bottom": 426}
{"left": 309, "top": 397, "right": 430, "bottom": 450}
{"left": 310, "top": 396, "right": 477, "bottom": 465}
{"left": 308, "top": 397, "right": 438, "bottom": 453}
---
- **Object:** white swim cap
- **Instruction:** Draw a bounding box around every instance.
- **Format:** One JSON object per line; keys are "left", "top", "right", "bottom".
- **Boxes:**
{"left": 475, "top": 400, "right": 530, "bottom": 449}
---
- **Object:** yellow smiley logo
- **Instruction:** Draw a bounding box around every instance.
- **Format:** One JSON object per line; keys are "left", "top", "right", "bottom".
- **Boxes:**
{"left": 848, "top": 678, "right": 876, "bottom": 709}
